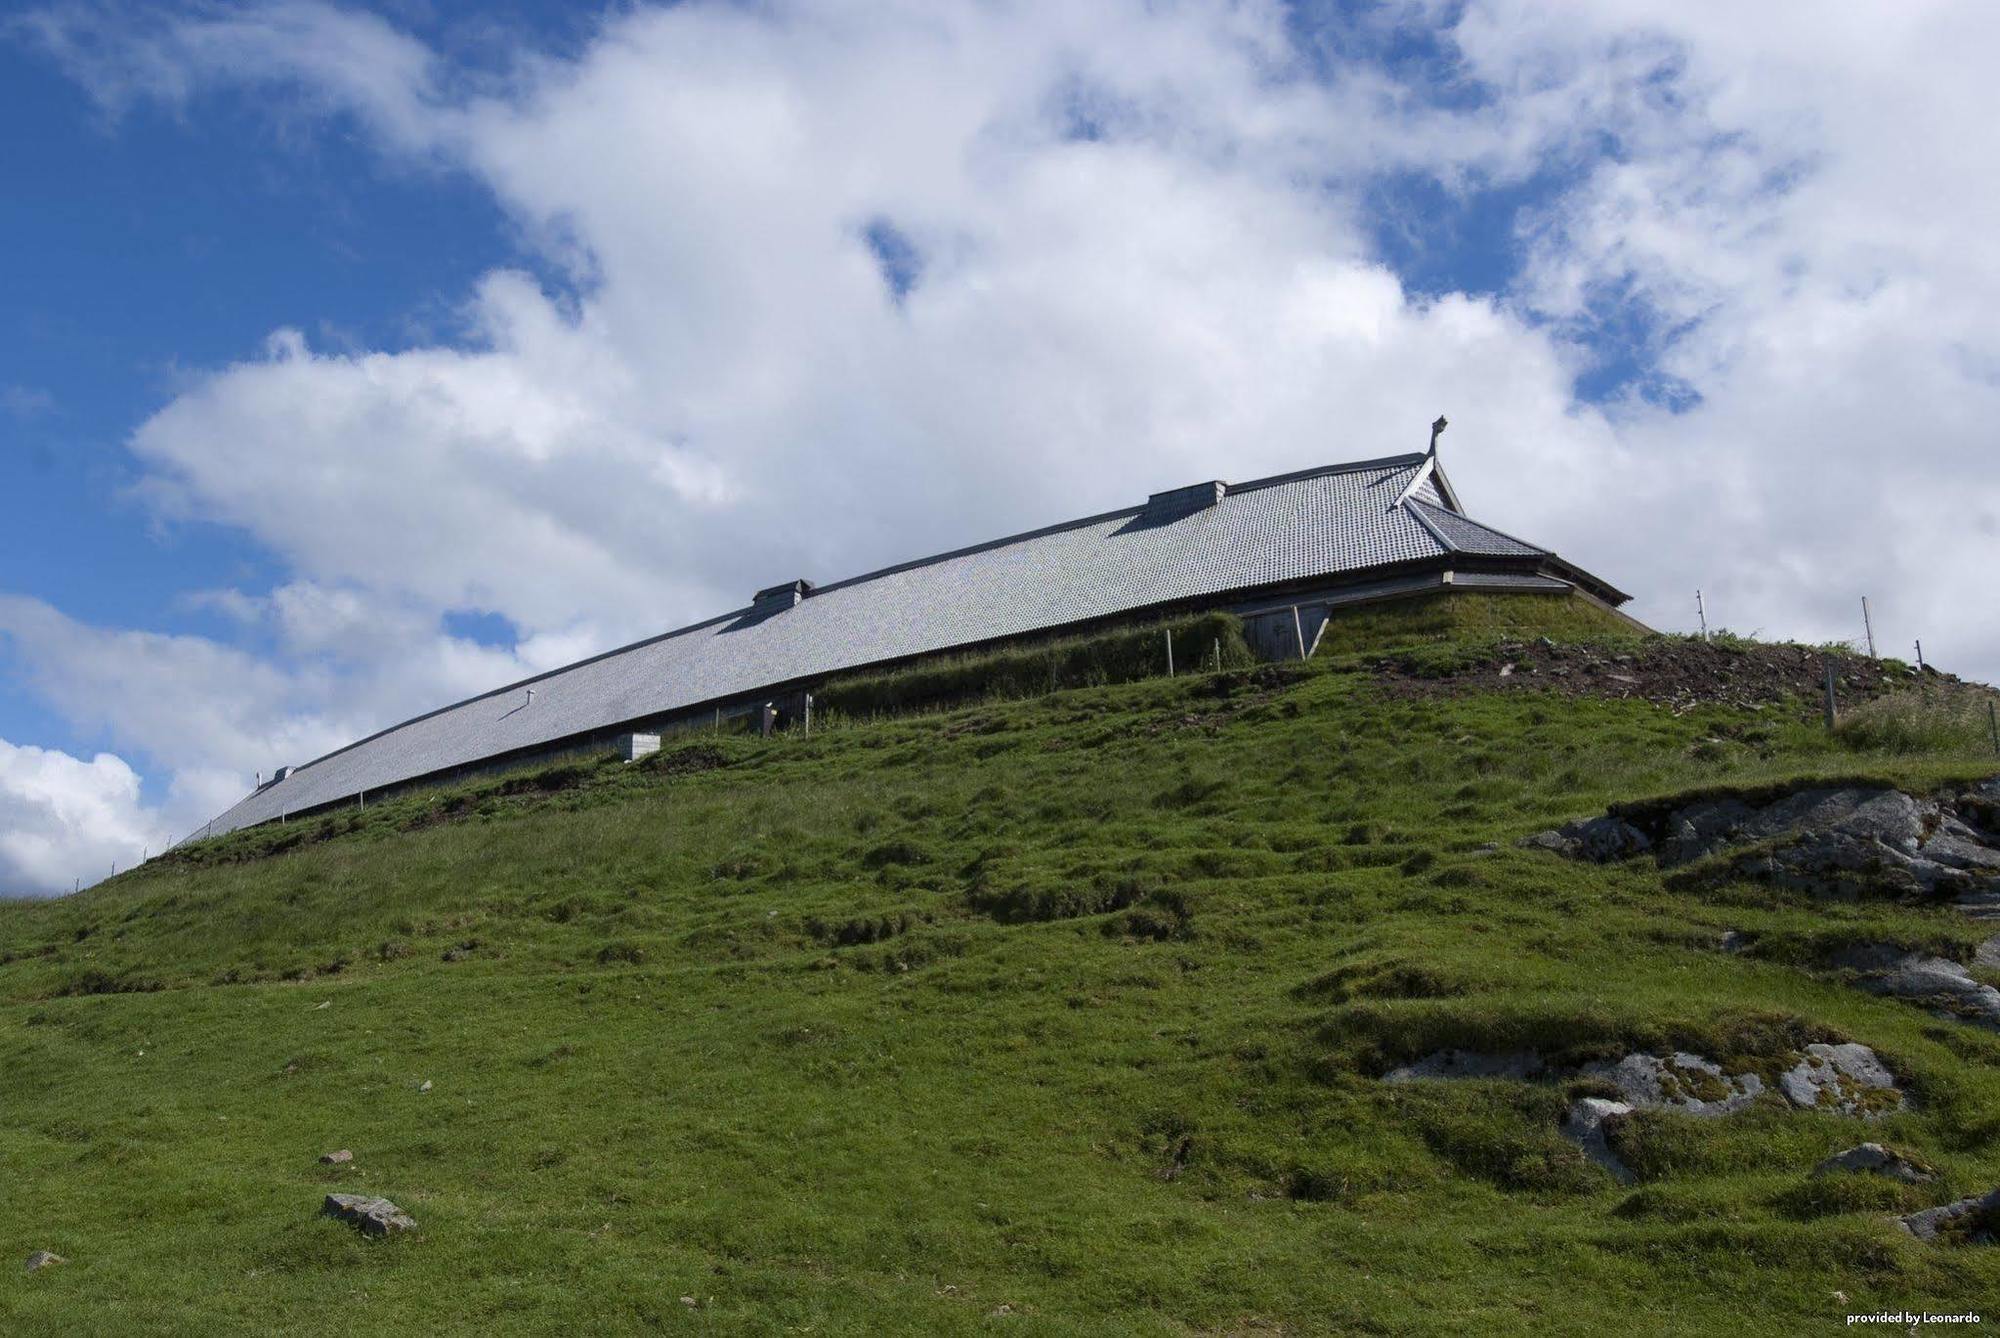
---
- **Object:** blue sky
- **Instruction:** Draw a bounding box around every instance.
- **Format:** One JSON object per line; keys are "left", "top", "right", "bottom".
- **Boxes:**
{"left": 3, "top": 0, "right": 1997, "bottom": 894}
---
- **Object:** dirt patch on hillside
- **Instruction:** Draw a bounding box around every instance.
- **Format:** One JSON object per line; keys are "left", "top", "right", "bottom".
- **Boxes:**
{"left": 1372, "top": 639, "right": 1964, "bottom": 715}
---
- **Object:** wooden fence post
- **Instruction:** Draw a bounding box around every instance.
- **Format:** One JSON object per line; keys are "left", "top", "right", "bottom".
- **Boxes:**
{"left": 1164, "top": 629, "right": 1174, "bottom": 677}
{"left": 1823, "top": 661, "right": 1837, "bottom": 731}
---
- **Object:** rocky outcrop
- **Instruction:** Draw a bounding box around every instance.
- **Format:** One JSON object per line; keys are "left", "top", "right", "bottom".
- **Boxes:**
{"left": 1900, "top": 1188, "right": 2000, "bottom": 1244}
{"left": 1779, "top": 1043, "right": 1905, "bottom": 1117}
{"left": 1520, "top": 816, "right": 1651, "bottom": 863}
{"left": 1826, "top": 945, "right": 2000, "bottom": 1030}
{"left": 323, "top": 1193, "right": 416, "bottom": 1237}
{"left": 24, "top": 1251, "right": 63, "bottom": 1273}
{"left": 1384, "top": 1048, "right": 1766, "bottom": 1111}
{"left": 1384, "top": 1043, "right": 1904, "bottom": 1113}
{"left": 1523, "top": 777, "right": 2000, "bottom": 904}
{"left": 1580, "top": 1052, "right": 1763, "bottom": 1117}
{"left": 1813, "top": 1143, "right": 1934, "bottom": 1183}
{"left": 1562, "top": 1098, "right": 1636, "bottom": 1183}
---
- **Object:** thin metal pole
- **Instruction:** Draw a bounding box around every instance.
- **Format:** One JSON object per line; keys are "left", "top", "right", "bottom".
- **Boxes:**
{"left": 1211, "top": 638, "right": 1220, "bottom": 673}
{"left": 1989, "top": 700, "right": 1999, "bottom": 756}
{"left": 1292, "top": 605, "right": 1307, "bottom": 661}
{"left": 1696, "top": 590, "right": 1709, "bottom": 642}
{"left": 1823, "top": 661, "right": 1837, "bottom": 730}
{"left": 1915, "top": 640, "right": 1925, "bottom": 673}
{"left": 1164, "top": 629, "right": 1174, "bottom": 677}
{"left": 1861, "top": 597, "right": 1876, "bottom": 658}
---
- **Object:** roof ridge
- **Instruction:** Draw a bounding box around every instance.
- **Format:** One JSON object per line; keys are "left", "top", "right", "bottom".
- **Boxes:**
{"left": 1402, "top": 496, "right": 1457, "bottom": 553}
{"left": 1406, "top": 498, "right": 1549, "bottom": 556}
{"left": 809, "top": 454, "right": 1426, "bottom": 598}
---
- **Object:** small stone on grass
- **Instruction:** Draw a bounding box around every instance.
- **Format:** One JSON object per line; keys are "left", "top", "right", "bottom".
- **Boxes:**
{"left": 1813, "top": 1142, "right": 1933, "bottom": 1183}
{"left": 323, "top": 1193, "right": 416, "bottom": 1237}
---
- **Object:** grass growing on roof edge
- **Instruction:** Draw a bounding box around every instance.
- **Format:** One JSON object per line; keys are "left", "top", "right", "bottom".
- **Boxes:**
{"left": 3, "top": 596, "right": 1999, "bottom": 1335}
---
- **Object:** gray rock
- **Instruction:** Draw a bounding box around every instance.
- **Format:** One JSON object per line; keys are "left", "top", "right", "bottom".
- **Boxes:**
{"left": 1540, "top": 779, "right": 2000, "bottom": 909}
{"left": 1731, "top": 830, "right": 1913, "bottom": 901}
{"left": 1779, "top": 1043, "right": 1904, "bottom": 1116}
{"left": 1900, "top": 1187, "right": 2000, "bottom": 1243}
{"left": 1847, "top": 953, "right": 2000, "bottom": 1030}
{"left": 1769, "top": 788, "right": 1927, "bottom": 852}
{"left": 1561, "top": 1098, "right": 1636, "bottom": 1183}
{"left": 1958, "top": 892, "right": 2000, "bottom": 922}
{"left": 1519, "top": 830, "right": 1572, "bottom": 855}
{"left": 1719, "top": 930, "right": 1751, "bottom": 953}
{"left": 1580, "top": 1051, "right": 1763, "bottom": 1117}
{"left": 1813, "top": 1142, "right": 1934, "bottom": 1183}
{"left": 1724, "top": 789, "right": 2000, "bottom": 900}
{"left": 323, "top": 1193, "right": 417, "bottom": 1237}
{"left": 1976, "top": 934, "right": 2000, "bottom": 970}
{"left": 319, "top": 1149, "right": 354, "bottom": 1165}
{"left": 1658, "top": 798, "right": 1760, "bottom": 867}
{"left": 1520, "top": 816, "right": 1650, "bottom": 863}
{"left": 1383, "top": 1049, "right": 1547, "bottom": 1083}
{"left": 1574, "top": 816, "right": 1652, "bottom": 862}
{"left": 24, "top": 1251, "right": 63, "bottom": 1273}
{"left": 1919, "top": 817, "right": 2000, "bottom": 874}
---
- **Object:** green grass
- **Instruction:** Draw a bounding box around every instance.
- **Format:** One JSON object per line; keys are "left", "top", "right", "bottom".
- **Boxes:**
{"left": 1311, "top": 590, "right": 1639, "bottom": 658}
{"left": 814, "top": 611, "right": 1255, "bottom": 720}
{"left": 1837, "top": 682, "right": 2000, "bottom": 755}
{"left": 4, "top": 621, "right": 1999, "bottom": 1335}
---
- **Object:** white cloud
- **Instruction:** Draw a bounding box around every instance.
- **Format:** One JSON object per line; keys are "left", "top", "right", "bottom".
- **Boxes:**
{"left": 103, "top": 0, "right": 1629, "bottom": 642}
{"left": 0, "top": 740, "right": 170, "bottom": 897}
{"left": 0, "top": 590, "right": 560, "bottom": 855}
{"left": 1444, "top": 0, "right": 2000, "bottom": 664}
{"left": 7, "top": 0, "right": 2000, "bottom": 892}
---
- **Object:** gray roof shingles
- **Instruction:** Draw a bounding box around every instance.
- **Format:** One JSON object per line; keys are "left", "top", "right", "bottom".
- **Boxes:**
{"left": 193, "top": 453, "right": 1592, "bottom": 838}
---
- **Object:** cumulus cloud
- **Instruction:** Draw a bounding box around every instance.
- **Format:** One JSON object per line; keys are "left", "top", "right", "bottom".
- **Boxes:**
{"left": 6, "top": 0, "right": 1999, "bottom": 892}
{"left": 1449, "top": 1, "right": 2000, "bottom": 662}
{"left": 0, "top": 740, "right": 171, "bottom": 897}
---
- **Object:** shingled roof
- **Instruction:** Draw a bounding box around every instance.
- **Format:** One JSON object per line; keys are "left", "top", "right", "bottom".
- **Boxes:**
{"left": 191, "top": 452, "right": 1626, "bottom": 839}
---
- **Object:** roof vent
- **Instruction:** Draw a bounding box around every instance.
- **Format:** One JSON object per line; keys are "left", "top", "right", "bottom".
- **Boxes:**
{"left": 752, "top": 578, "right": 816, "bottom": 611}
{"left": 271, "top": 765, "right": 296, "bottom": 785}
{"left": 1143, "top": 480, "right": 1226, "bottom": 520}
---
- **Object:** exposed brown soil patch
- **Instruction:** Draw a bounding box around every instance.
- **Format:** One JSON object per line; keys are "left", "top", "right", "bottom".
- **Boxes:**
{"left": 1373, "top": 639, "right": 1967, "bottom": 715}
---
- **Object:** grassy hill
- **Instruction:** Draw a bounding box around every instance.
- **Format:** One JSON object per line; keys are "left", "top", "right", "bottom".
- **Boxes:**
{"left": 4, "top": 596, "right": 1999, "bottom": 1334}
